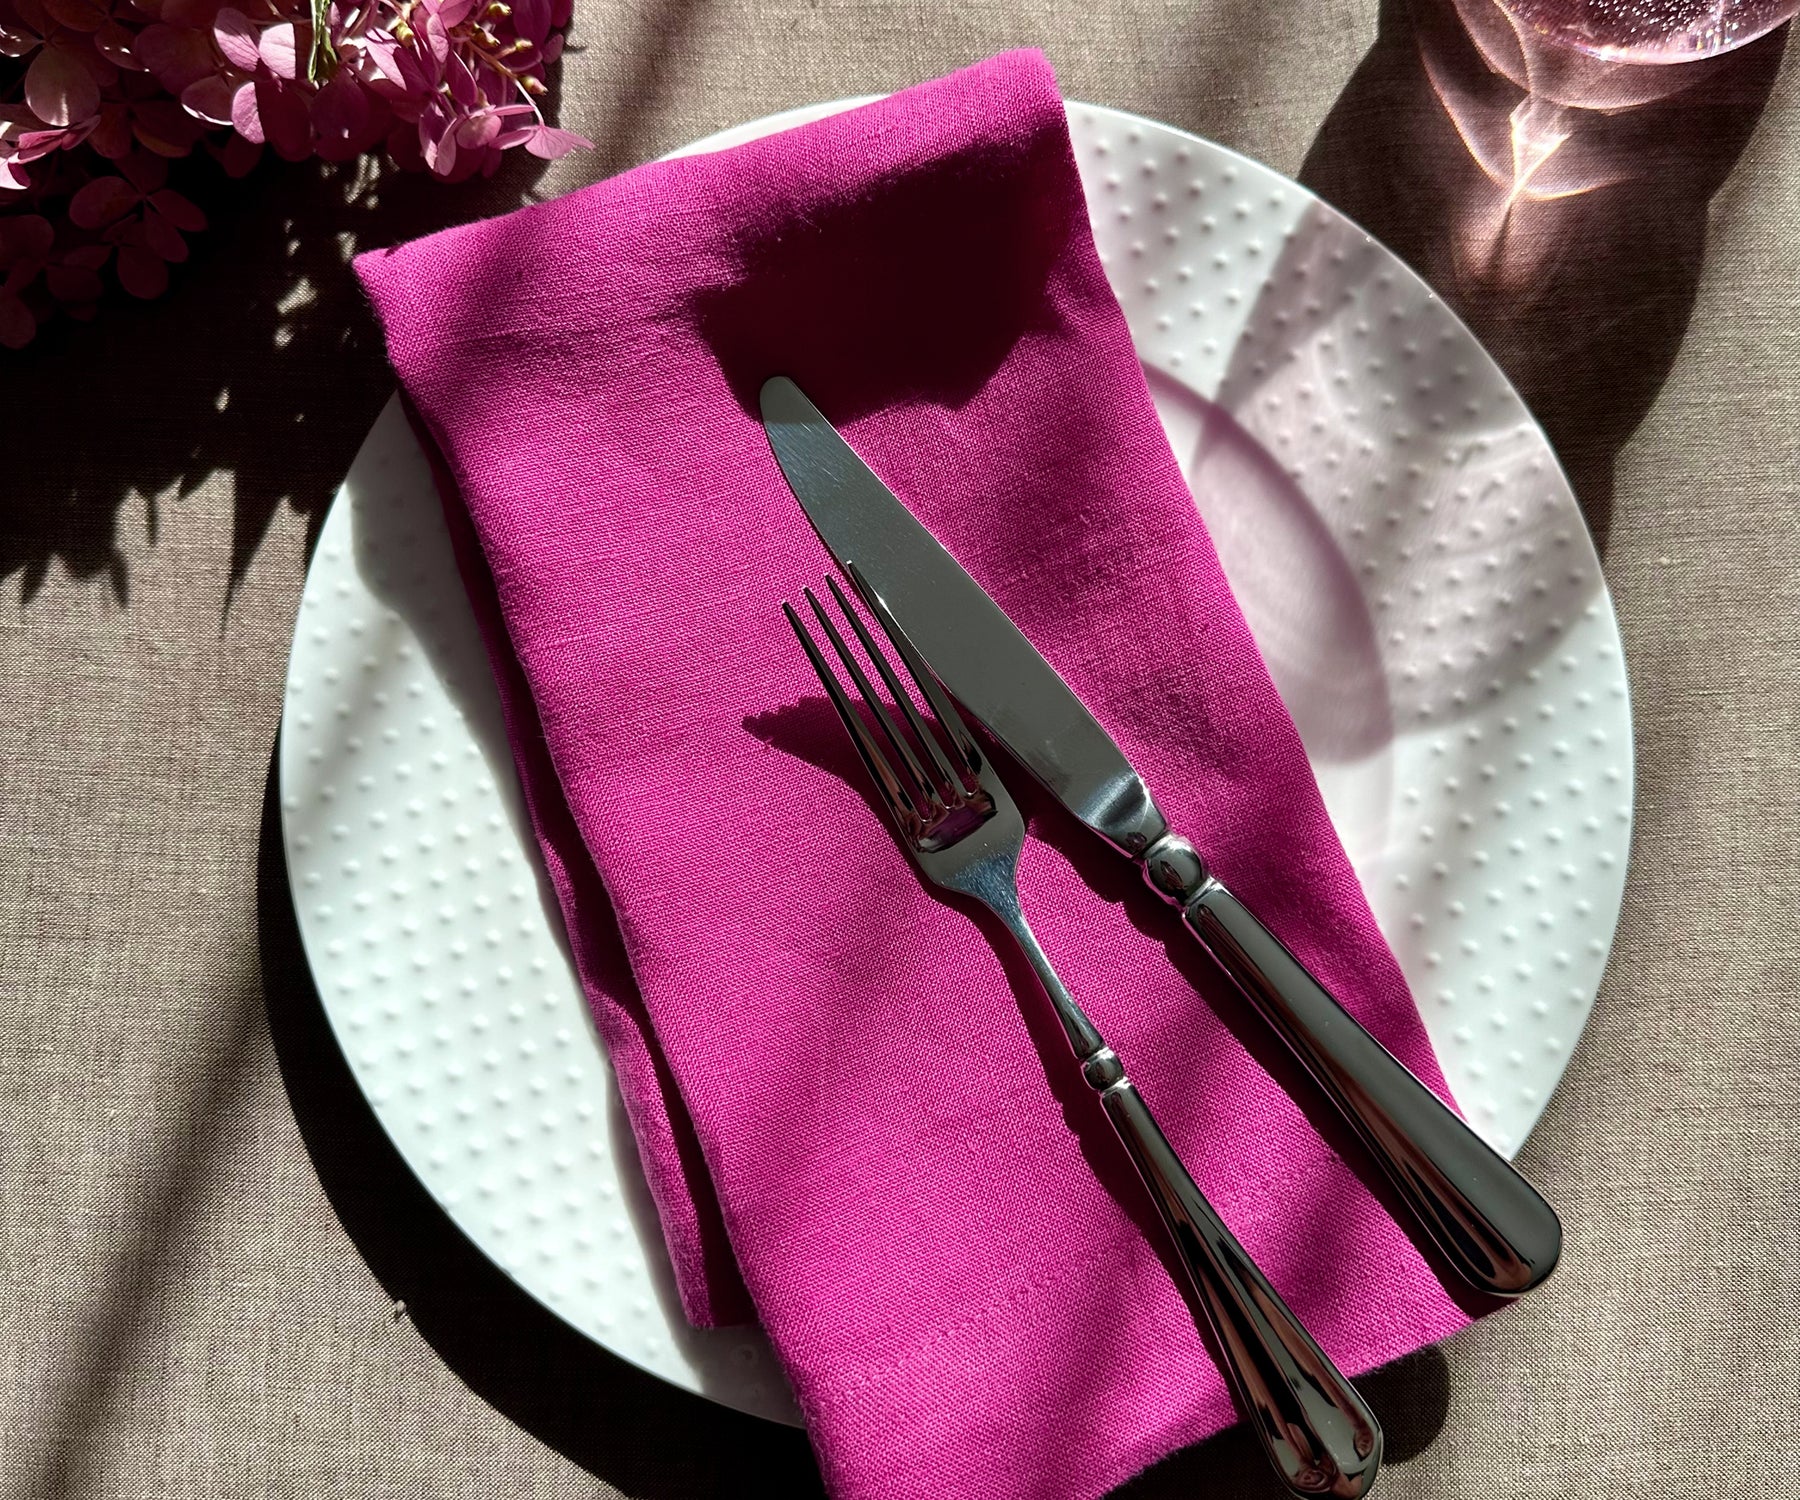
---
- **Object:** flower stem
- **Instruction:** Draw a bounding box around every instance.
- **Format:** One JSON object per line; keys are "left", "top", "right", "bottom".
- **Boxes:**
{"left": 308, "top": 0, "right": 340, "bottom": 83}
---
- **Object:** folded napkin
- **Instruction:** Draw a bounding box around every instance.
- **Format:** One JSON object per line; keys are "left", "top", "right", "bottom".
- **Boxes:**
{"left": 357, "top": 50, "right": 1471, "bottom": 1500}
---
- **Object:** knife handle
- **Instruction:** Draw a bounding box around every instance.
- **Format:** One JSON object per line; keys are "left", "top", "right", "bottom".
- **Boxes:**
{"left": 1143, "top": 838, "right": 1562, "bottom": 1298}
{"left": 1099, "top": 1076, "right": 1382, "bottom": 1499}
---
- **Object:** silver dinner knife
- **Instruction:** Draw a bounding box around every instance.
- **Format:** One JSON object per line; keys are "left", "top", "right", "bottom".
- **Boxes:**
{"left": 760, "top": 375, "right": 1562, "bottom": 1299}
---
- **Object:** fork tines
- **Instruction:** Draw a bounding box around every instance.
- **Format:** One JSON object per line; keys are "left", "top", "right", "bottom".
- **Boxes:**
{"left": 784, "top": 567, "right": 987, "bottom": 843}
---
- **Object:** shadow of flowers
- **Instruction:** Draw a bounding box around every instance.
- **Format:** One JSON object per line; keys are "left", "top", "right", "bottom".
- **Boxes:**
{"left": 0, "top": 140, "right": 556, "bottom": 614}
{"left": 0, "top": 0, "right": 727, "bottom": 614}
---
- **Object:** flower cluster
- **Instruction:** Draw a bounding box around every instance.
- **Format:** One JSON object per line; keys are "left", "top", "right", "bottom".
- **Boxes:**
{"left": 0, "top": 0, "right": 587, "bottom": 346}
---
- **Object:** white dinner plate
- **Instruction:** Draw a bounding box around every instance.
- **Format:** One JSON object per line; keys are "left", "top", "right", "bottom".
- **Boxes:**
{"left": 280, "top": 100, "right": 1633, "bottom": 1426}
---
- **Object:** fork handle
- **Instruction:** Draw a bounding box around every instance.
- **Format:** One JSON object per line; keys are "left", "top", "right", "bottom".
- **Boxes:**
{"left": 1176, "top": 870, "right": 1562, "bottom": 1298}
{"left": 1002, "top": 904, "right": 1379, "bottom": 1496}
{"left": 1087, "top": 1055, "right": 1381, "bottom": 1498}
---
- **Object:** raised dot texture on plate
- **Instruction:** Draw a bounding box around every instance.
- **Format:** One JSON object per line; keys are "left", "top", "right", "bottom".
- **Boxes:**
{"left": 280, "top": 100, "right": 1632, "bottom": 1426}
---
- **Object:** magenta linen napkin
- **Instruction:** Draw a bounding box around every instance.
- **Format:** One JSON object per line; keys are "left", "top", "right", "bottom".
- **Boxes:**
{"left": 357, "top": 49, "right": 1471, "bottom": 1500}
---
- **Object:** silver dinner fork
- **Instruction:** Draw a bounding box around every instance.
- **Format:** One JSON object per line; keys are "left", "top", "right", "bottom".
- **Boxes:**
{"left": 785, "top": 567, "right": 1382, "bottom": 1500}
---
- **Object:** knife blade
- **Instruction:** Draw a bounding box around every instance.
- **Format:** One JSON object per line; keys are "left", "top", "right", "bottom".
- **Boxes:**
{"left": 759, "top": 378, "right": 1169, "bottom": 861}
{"left": 761, "top": 374, "right": 1562, "bottom": 1298}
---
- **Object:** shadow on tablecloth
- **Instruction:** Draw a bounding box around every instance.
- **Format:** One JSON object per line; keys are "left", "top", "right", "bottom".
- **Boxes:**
{"left": 1299, "top": 0, "right": 1788, "bottom": 555}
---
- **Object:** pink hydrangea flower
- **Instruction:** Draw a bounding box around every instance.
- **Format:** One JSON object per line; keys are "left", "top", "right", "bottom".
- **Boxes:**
{"left": 0, "top": 0, "right": 588, "bottom": 344}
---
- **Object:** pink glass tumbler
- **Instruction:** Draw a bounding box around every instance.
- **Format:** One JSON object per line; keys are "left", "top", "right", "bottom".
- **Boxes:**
{"left": 1498, "top": 0, "right": 1797, "bottom": 60}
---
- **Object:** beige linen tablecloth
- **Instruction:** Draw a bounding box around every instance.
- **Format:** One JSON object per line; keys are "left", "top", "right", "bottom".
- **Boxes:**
{"left": 2, "top": 5, "right": 1796, "bottom": 1495}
